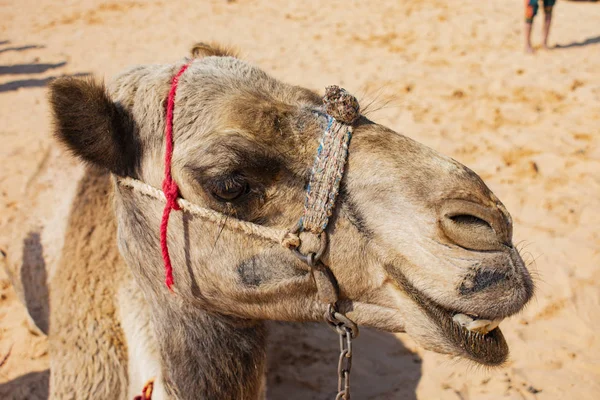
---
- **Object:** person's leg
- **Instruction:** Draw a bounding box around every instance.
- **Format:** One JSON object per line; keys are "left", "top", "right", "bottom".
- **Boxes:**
{"left": 542, "top": 0, "right": 555, "bottom": 49}
{"left": 524, "top": 0, "right": 538, "bottom": 53}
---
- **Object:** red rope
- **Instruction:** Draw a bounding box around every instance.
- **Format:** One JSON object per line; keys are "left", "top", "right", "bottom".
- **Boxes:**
{"left": 161, "top": 63, "right": 190, "bottom": 290}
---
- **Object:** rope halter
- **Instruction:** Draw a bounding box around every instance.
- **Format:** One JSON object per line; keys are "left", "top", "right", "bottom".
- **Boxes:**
{"left": 118, "top": 62, "right": 360, "bottom": 293}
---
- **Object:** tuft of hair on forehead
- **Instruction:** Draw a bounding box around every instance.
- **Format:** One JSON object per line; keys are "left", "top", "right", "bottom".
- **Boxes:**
{"left": 190, "top": 42, "right": 239, "bottom": 59}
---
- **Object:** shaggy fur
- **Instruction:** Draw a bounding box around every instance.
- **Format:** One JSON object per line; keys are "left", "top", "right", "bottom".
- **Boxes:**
{"left": 49, "top": 167, "right": 129, "bottom": 399}
{"left": 3, "top": 43, "right": 533, "bottom": 398}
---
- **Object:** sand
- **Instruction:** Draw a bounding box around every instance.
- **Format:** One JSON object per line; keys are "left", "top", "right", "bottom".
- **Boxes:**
{"left": 0, "top": 0, "right": 599, "bottom": 398}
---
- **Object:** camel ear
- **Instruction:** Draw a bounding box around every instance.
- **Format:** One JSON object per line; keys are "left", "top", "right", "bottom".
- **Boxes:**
{"left": 49, "top": 77, "right": 140, "bottom": 176}
{"left": 190, "top": 42, "right": 238, "bottom": 59}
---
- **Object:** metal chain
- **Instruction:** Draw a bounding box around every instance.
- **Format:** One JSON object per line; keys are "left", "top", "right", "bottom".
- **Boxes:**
{"left": 326, "top": 304, "right": 359, "bottom": 400}
{"left": 336, "top": 329, "right": 352, "bottom": 400}
{"left": 289, "top": 232, "right": 360, "bottom": 400}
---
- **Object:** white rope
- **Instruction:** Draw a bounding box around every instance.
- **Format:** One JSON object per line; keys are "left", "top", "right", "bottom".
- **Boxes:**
{"left": 117, "top": 177, "right": 300, "bottom": 248}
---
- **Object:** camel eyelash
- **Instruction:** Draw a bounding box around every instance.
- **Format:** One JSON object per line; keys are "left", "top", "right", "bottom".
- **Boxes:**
{"left": 206, "top": 174, "right": 251, "bottom": 203}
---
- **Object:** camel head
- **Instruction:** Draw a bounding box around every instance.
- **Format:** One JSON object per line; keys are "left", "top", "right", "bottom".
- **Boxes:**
{"left": 49, "top": 44, "right": 533, "bottom": 366}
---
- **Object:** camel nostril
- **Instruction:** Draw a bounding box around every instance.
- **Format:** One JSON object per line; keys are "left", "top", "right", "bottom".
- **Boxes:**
{"left": 443, "top": 213, "right": 499, "bottom": 251}
{"left": 449, "top": 214, "right": 493, "bottom": 231}
{"left": 439, "top": 200, "right": 509, "bottom": 251}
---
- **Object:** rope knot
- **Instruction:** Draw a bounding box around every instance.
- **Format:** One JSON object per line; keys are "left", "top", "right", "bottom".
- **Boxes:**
{"left": 323, "top": 85, "right": 360, "bottom": 125}
{"left": 162, "top": 179, "right": 181, "bottom": 211}
{"left": 281, "top": 232, "right": 301, "bottom": 249}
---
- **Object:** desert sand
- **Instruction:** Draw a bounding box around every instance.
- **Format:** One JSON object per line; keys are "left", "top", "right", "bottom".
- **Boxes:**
{"left": 0, "top": 0, "right": 599, "bottom": 399}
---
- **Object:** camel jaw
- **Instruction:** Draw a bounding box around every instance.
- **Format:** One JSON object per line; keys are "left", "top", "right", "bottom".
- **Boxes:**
{"left": 419, "top": 294, "right": 509, "bottom": 366}
{"left": 388, "top": 268, "right": 510, "bottom": 366}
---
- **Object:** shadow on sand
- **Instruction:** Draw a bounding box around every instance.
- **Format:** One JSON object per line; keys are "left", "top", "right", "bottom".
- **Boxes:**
{"left": 0, "top": 72, "right": 90, "bottom": 93}
{"left": 267, "top": 321, "right": 421, "bottom": 399}
{"left": 554, "top": 34, "right": 600, "bottom": 49}
{"left": 0, "top": 234, "right": 50, "bottom": 400}
{"left": 0, "top": 370, "right": 49, "bottom": 400}
{"left": 20, "top": 232, "right": 50, "bottom": 335}
{"left": 0, "top": 45, "right": 45, "bottom": 54}
{"left": 0, "top": 62, "right": 66, "bottom": 75}
{"left": 0, "top": 41, "right": 89, "bottom": 92}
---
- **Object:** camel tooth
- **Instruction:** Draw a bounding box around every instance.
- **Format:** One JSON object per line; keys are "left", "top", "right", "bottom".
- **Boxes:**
{"left": 452, "top": 313, "right": 474, "bottom": 327}
{"left": 487, "top": 318, "right": 503, "bottom": 332}
{"left": 466, "top": 319, "right": 493, "bottom": 334}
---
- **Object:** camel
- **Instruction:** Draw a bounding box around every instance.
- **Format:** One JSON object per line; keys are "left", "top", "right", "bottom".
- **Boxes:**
{"left": 1, "top": 43, "right": 534, "bottom": 399}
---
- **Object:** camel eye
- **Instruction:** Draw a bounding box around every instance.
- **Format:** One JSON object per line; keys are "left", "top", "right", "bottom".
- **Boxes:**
{"left": 209, "top": 175, "right": 249, "bottom": 202}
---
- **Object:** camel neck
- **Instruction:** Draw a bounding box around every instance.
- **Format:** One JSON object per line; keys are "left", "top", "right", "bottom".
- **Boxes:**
{"left": 152, "top": 304, "right": 267, "bottom": 400}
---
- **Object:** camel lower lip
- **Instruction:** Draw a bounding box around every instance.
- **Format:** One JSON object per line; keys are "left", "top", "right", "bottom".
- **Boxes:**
{"left": 444, "top": 316, "right": 508, "bottom": 366}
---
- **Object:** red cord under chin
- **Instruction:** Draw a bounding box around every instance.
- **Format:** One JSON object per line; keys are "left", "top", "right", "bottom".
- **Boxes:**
{"left": 160, "top": 62, "right": 191, "bottom": 291}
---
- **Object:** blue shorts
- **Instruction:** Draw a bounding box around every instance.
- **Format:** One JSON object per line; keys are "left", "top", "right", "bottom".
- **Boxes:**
{"left": 526, "top": 0, "right": 556, "bottom": 23}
